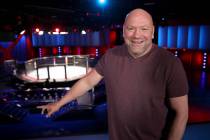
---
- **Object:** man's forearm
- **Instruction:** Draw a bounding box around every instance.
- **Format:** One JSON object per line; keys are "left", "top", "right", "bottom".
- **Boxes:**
{"left": 167, "top": 113, "right": 188, "bottom": 140}
{"left": 56, "top": 78, "right": 94, "bottom": 108}
{"left": 56, "top": 69, "right": 102, "bottom": 108}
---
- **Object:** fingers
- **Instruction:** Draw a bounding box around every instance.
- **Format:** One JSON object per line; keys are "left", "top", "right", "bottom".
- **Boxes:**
{"left": 37, "top": 105, "right": 49, "bottom": 115}
{"left": 36, "top": 105, "right": 54, "bottom": 117}
{"left": 36, "top": 103, "right": 58, "bottom": 117}
{"left": 47, "top": 110, "right": 54, "bottom": 117}
{"left": 37, "top": 105, "right": 45, "bottom": 114}
{"left": 36, "top": 105, "right": 46, "bottom": 110}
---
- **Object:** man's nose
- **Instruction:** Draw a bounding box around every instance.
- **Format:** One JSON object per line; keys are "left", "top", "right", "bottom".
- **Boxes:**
{"left": 133, "top": 29, "right": 142, "bottom": 38}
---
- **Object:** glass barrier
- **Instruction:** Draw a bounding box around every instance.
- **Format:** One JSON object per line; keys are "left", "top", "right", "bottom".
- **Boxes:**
{"left": 17, "top": 55, "right": 89, "bottom": 83}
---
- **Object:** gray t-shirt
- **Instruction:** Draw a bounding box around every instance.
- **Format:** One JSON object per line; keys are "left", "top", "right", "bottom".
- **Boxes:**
{"left": 95, "top": 44, "right": 188, "bottom": 140}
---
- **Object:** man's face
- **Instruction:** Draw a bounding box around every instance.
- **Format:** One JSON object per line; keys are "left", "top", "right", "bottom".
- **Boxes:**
{"left": 123, "top": 13, "right": 154, "bottom": 58}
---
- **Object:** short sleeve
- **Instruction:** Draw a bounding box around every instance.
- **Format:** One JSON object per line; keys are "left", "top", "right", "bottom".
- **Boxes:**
{"left": 166, "top": 58, "right": 189, "bottom": 98}
{"left": 94, "top": 52, "right": 108, "bottom": 76}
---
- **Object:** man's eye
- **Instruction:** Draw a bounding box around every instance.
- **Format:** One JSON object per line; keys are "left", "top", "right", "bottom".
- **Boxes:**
{"left": 142, "top": 28, "right": 149, "bottom": 31}
{"left": 127, "top": 27, "right": 134, "bottom": 31}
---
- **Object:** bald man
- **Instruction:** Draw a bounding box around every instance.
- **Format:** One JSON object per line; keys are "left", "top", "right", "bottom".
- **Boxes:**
{"left": 38, "top": 9, "right": 189, "bottom": 140}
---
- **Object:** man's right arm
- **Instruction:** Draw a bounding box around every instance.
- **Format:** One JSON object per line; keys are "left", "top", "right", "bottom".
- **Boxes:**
{"left": 37, "top": 69, "right": 103, "bottom": 117}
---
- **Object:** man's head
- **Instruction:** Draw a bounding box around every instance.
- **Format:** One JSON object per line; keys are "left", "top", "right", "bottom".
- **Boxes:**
{"left": 123, "top": 8, "right": 154, "bottom": 58}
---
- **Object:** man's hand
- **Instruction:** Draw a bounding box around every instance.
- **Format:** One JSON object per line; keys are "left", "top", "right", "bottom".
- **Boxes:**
{"left": 37, "top": 102, "right": 61, "bottom": 117}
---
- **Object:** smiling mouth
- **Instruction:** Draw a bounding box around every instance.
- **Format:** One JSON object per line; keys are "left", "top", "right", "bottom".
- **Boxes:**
{"left": 131, "top": 40, "right": 144, "bottom": 46}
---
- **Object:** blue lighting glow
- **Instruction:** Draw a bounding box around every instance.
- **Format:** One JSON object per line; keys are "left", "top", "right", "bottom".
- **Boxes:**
{"left": 199, "top": 26, "right": 210, "bottom": 50}
{"left": 158, "top": 26, "right": 167, "bottom": 47}
{"left": 158, "top": 25, "right": 210, "bottom": 50}
{"left": 177, "top": 26, "right": 188, "bottom": 49}
{"left": 187, "top": 25, "right": 199, "bottom": 49}
{"left": 98, "top": 0, "right": 106, "bottom": 6}
{"left": 200, "top": 71, "right": 207, "bottom": 88}
{"left": 167, "top": 26, "right": 177, "bottom": 48}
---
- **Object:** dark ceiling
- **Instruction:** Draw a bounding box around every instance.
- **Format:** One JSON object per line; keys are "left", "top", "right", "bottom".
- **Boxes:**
{"left": 0, "top": 0, "right": 209, "bottom": 32}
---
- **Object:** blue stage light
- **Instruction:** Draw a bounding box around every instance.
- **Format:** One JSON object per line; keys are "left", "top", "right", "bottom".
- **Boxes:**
{"left": 98, "top": 0, "right": 106, "bottom": 6}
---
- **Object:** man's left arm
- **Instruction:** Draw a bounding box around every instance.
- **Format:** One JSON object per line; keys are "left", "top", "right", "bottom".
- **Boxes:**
{"left": 167, "top": 95, "right": 188, "bottom": 140}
